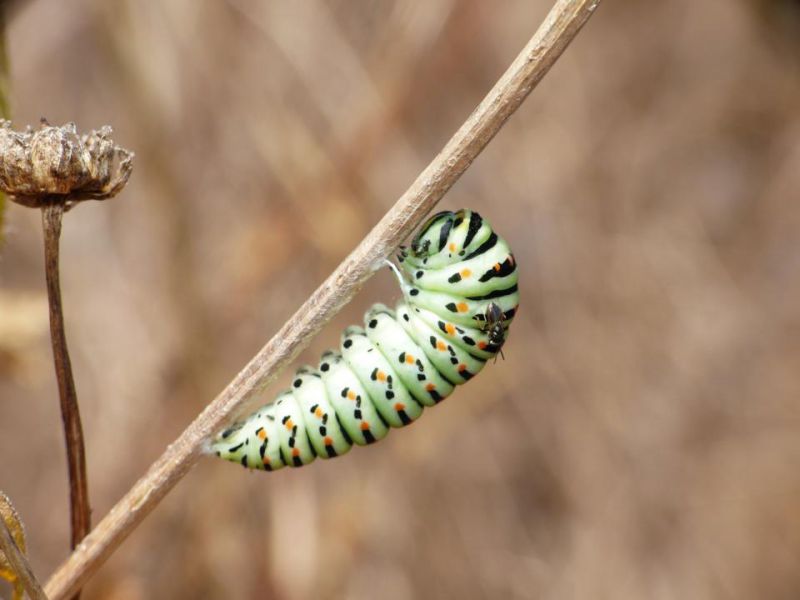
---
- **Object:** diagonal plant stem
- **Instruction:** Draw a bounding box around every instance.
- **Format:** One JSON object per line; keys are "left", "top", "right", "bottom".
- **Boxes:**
{"left": 42, "top": 201, "right": 91, "bottom": 596}
{"left": 43, "top": 1, "right": 601, "bottom": 598}
{"left": 0, "top": 516, "right": 48, "bottom": 600}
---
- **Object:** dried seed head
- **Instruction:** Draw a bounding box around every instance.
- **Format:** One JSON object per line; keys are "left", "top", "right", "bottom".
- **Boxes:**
{"left": 0, "top": 119, "right": 133, "bottom": 208}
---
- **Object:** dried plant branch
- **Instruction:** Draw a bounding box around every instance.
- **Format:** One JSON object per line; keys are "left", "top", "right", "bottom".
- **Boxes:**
{"left": 43, "top": 1, "right": 601, "bottom": 598}
{"left": 0, "top": 120, "right": 133, "bottom": 600}
{"left": 42, "top": 201, "right": 91, "bottom": 561}
{"left": 0, "top": 495, "right": 48, "bottom": 600}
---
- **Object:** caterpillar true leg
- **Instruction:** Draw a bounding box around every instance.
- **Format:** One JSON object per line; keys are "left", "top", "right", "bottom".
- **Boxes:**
{"left": 210, "top": 209, "right": 519, "bottom": 472}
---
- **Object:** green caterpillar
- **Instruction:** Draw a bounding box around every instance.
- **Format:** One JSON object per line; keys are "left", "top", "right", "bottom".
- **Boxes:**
{"left": 210, "top": 209, "right": 519, "bottom": 471}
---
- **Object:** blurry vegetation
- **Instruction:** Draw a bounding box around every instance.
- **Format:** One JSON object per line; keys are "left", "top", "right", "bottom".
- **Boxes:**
{"left": 751, "top": 0, "right": 800, "bottom": 38}
{"left": 0, "top": 492, "right": 27, "bottom": 600}
{"left": 1, "top": 1, "right": 800, "bottom": 599}
{"left": 0, "top": 6, "right": 11, "bottom": 241}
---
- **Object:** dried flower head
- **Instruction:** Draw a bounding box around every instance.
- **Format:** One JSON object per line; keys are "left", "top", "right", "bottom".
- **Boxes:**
{"left": 0, "top": 119, "right": 133, "bottom": 209}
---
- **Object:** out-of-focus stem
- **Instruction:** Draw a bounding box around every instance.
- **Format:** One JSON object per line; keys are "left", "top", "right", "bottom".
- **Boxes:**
{"left": 0, "top": 515, "right": 48, "bottom": 600}
{"left": 0, "top": 3, "right": 11, "bottom": 240}
{"left": 41, "top": 201, "right": 91, "bottom": 599}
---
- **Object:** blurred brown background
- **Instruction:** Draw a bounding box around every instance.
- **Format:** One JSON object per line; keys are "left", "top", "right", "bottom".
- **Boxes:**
{"left": 2, "top": 0, "right": 800, "bottom": 598}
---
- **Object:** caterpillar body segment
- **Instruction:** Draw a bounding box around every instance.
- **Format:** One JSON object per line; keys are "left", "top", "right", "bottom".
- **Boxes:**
{"left": 211, "top": 209, "right": 519, "bottom": 472}
{"left": 395, "top": 302, "right": 487, "bottom": 383}
{"left": 340, "top": 325, "right": 421, "bottom": 428}
{"left": 364, "top": 304, "right": 455, "bottom": 406}
{"left": 400, "top": 235, "right": 515, "bottom": 296}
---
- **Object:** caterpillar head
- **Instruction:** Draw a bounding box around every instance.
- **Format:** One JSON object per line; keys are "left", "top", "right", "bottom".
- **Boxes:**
{"left": 409, "top": 210, "right": 460, "bottom": 260}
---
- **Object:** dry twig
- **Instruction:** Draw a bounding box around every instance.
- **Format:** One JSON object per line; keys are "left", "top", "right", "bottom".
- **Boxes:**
{"left": 43, "top": 1, "right": 601, "bottom": 597}
{"left": 41, "top": 201, "right": 91, "bottom": 559}
{"left": 0, "top": 492, "right": 48, "bottom": 600}
{"left": 0, "top": 520, "right": 47, "bottom": 600}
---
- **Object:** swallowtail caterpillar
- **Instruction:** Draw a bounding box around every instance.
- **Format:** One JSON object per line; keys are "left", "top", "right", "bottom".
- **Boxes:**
{"left": 210, "top": 209, "right": 518, "bottom": 471}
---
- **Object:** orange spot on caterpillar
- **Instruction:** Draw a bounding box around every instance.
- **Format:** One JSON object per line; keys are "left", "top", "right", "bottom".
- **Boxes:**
{"left": 445, "top": 323, "right": 455, "bottom": 335}
{"left": 263, "top": 456, "right": 271, "bottom": 465}
{"left": 493, "top": 262, "right": 501, "bottom": 271}
{"left": 405, "top": 354, "right": 415, "bottom": 364}
{"left": 425, "top": 383, "right": 435, "bottom": 392}
{"left": 360, "top": 422, "right": 370, "bottom": 431}
{"left": 436, "top": 341, "right": 447, "bottom": 351}
{"left": 448, "top": 243, "right": 456, "bottom": 252}
{"left": 314, "top": 407, "right": 323, "bottom": 418}
{"left": 347, "top": 390, "right": 357, "bottom": 400}
{"left": 285, "top": 419, "right": 294, "bottom": 430}
{"left": 478, "top": 341, "right": 487, "bottom": 350}
{"left": 257, "top": 429, "right": 267, "bottom": 440}
{"left": 456, "top": 302, "right": 468, "bottom": 313}
{"left": 377, "top": 370, "right": 387, "bottom": 382}
{"left": 458, "top": 364, "right": 467, "bottom": 372}
{"left": 394, "top": 403, "right": 405, "bottom": 411}
{"left": 324, "top": 436, "right": 333, "bottom": 445}
{"left": 292, "top": 448, "right": 300, "bottom": 457}
{"left": 460, "top": 268, "right": 471, "bottom": 278}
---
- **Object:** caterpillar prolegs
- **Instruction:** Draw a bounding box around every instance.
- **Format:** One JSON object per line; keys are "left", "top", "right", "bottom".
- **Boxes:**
{"left": 210, "top": 209, "right": 519, "bottom": 471}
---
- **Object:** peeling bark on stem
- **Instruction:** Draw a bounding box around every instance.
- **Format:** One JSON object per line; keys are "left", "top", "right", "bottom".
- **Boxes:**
{"left": 42, "top": 201, "right": 90, "bottom": 600}
{"left": 43, "top": 1, "right": 601, "bottom": 598}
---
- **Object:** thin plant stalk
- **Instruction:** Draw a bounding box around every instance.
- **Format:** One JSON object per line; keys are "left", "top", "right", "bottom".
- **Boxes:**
{"left": 0, "top": 517, "right": 48, "bottom": 600}
{"left": 42, "top": 200, "right": 90, "bottom": 597}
